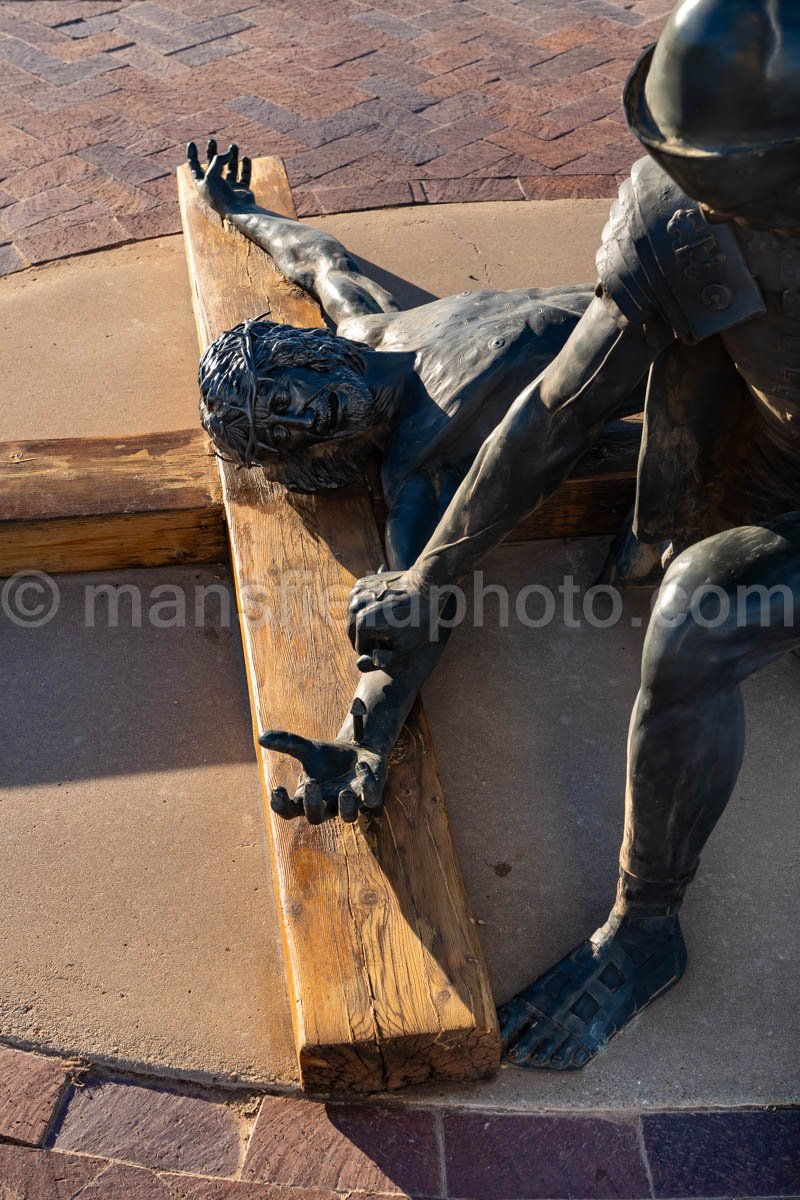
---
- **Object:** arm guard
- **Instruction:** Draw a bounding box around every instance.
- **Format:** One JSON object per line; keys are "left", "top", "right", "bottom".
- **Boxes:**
{"left": 596, "top": 156, "right": 765, "bottom": 344}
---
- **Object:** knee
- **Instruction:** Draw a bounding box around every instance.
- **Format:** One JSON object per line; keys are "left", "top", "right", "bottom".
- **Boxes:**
{"left": 644, "top": 544, "right": 739, "bottom": 692}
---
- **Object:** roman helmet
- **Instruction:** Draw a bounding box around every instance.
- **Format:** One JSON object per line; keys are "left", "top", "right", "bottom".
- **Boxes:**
{"left": 624, "top": 0, "right": 800, "bottom": 225}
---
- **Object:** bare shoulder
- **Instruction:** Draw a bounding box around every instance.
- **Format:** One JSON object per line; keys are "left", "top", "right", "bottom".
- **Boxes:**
{"left": 337, "top": 310, "right": 398, "bottom": 348}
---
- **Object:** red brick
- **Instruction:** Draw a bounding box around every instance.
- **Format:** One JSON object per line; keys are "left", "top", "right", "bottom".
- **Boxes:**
{"left": 58, "top": 13, "right": 122, "bottom": 41}
{"left": 33, "top": 72, "right": 122, "bottom": 110}
{"left": 0, "top": 147, "right": 51, "bottom": 183}
{"left": 170, "top": 1174, "right": 399, "bottom": 1198}
{"left": 297, "top": 159, "right": 373, "bottom": 189}
{"left": 2, "top": 185, "right": 86, "bottom": 233}
{"left": 241, "top": 1098, "right": 441, "bottom": 1196}
{"left": 172, "top": 37, "right": 250, "bottom": 69}
{"left": 415, "top": 42, "right": 487, "bottom": 75}
{"left": 423, "top": 176, "right": 521, "bottom": 202}
{"left": 0, "top": 123, "right": 45, "bottom": 159}
{"left": 47, "top": 124, "right": 111, "bottom": 156}
{"left": 534, "top": 25, "right": 593, "bottom": 54}
{"left": 15, "top": 211, "right": 128, "bottom": 262}
{"left": 444, "top": 1113, "right": 650, "bottom": 1200}
{"left": 414, "top": 4, "right": 483, "bottom": 33}
{"left": 481, "top": 152, "right": 553, "bottom": 178}
{"left": 520, "top": 174, "right": 618, "bottom": 200}
{"left": 0, "top": 1046, "right": 67, "bottom": 1146}
{"left": 420, "top": 89, "right": 491, "bottom": 126}
{"left": 53, "top": 1077, "right": 246, "bottom": 1177}
{"left": 73, "top": 172, "right": 157, "bottom": 214}
{"left": 311, "top": 180, "right": 414, "bottom": 214}
{"left": 118, "top": 205, "right": 182, "bottom": 240}
{"left": 0, "top": 0, "right": 665, "bottom": 259}
{"left": 215, "top": 123, "right": 308, "bottom": 160}
{"left": 418, "top": 60, "right": 501, "bottom": 100}
{"left": 285, "top": 132, "right": 375, "bottom": 183}
{"left": 347, "top": 149, "right": 426, "bottom": 183}
{"left": 0, "top": 1143, "right": 105, "bottom": 1198}
{"left": 420, "top": 138, "right": 510, "bottom": 178}
{"left": 53, "top": 1080, "right": 247, "bottom": 1180}
{"left": 305, "top": 30, "right": 401, "bottom": 71}
{"left": 355, "top": 96, "right": 435, "bottom": 136}
{"left": 25, "top": 2, "right": 123, "bottom": 23}
{"left": 54, "top": 30, "right": 134, "bottom": 60}
{"left": 495, "top": 115, "right": 628, "bottom": 169}
{"left": 3, "top": 153, "right": 98, "bottom": 200}
{"left": 79, "top": 140, "right": 169, "bottom": 185}
{"left": 12, "top": 102, "right": 112, "bottom": 138}
{"left": 350, "top": 50, "right": 432, "bottom": 85}
{"left": 559, "top": 140, "right": 639, "bottom": 175}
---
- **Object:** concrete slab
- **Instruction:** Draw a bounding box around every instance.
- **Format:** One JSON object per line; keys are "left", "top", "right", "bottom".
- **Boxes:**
{"left": 2, "top": 547, "right": 797, "bottom": 1110}
{"left": 415, "top": 539, "right": 800, "bottom": 1111}
{"left": 314, "top": 200, "right": 610, "bottom": 309}
{"left": 1, "top": 201, "right": 797, "bottom": 1109}
{"left": 0, "top": 568, "right": 297, "bottom": 1090}
{"left": 0, "top": 200, "right": 609, "bottom": 442}
{"left": 0, "top": 237, "right": 201, "bottom": 443}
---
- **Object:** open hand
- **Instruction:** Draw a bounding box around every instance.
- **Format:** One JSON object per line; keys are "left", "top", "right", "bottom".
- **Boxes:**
{"left": 260, "top": 730, "right": 387, "bottom": 825}
{"left": 187, "top": 139, "right": 254, "bottom": 218}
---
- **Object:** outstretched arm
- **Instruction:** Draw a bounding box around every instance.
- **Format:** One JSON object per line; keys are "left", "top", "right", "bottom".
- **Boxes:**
{"left": 187, "top": 140, "right": 399, "bottom": 326}
{"left": 262, "top": 474, "right": 457, "bottom": 825}
{"left": 350, "top": 294, "right": 674, "bottom": 665}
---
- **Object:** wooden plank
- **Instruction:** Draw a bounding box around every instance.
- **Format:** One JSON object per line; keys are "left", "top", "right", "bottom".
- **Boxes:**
{"left": 0, "top": 430, "right": 225, "bottom": 575}
{"left": 0, "top": 423, "right": 638, "bottom": 577}
{"left": 178, "top": 156, "right": 501, "bottom": 1092}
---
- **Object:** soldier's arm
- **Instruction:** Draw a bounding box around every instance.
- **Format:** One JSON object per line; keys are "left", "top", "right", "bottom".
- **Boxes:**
{"left": 349, "top": 293, "right": 673, "bottom": 665}
{"left": 187, "top": 141, "right": 399, "bottom": 325}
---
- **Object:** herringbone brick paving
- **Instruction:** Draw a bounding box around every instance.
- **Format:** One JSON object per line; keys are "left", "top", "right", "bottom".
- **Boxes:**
{"left": 0, "top": 0, "right": 673, "bottom": 275}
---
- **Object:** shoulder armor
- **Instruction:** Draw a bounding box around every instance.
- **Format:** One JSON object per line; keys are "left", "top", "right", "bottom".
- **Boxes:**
{"left": 597, "top": 156, "right": 766, "bottom": 344}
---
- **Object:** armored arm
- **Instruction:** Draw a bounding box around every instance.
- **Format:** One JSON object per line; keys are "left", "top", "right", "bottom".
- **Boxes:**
{"left": 187, "top": 141, "right": 399, "bottom": 325}
{"left": 411, "top": 295, "right": 665, "bottom": 587}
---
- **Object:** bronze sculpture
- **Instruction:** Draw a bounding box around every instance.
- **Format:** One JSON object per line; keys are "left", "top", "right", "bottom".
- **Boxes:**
{"left": 190, "top": 0, "right": 800, "bottom": 1070}
{"left": 189, "top": 139, "right": 632, "bottom": 822}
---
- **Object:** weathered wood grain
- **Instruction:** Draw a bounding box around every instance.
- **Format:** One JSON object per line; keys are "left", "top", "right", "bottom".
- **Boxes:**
{"left": 0, "top": 422, "right": 639, "bottom": 577}
{"left": 177, "top": 156, "right": 500, "bottom": 1091}
{"left": 0, "top": 430, "right": 225, "bottom": 575}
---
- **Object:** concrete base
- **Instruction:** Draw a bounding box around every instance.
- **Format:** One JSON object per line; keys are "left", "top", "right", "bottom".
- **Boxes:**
{"left": 0, "top": 568, "right": 297, "bottom": 1090}
{"left": 1, "top": 201, "right": 798, "bottom": 1110}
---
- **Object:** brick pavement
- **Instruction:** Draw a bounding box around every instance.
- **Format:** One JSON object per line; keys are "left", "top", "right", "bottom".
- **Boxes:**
{"left": 1, "top": 1044, "right": 799, "bottom": 1198}
{"left": 0, "top": 0, "right": 675, "bottom": 276}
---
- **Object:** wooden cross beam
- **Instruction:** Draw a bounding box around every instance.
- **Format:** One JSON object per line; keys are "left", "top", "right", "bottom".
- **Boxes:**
{"left": 0, "top": 157, "right": 641, "bottom": 1091}
{"left": 0, "top": 423, "right": 639, "bottom": 578}
{"left": 176, "top": 156, "right": 502, "bottom": 1092}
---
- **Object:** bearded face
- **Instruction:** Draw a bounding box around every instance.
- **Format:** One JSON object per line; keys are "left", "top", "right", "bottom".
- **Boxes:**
{"left": 198, "top": 318, "right": 378, "bottom": 491}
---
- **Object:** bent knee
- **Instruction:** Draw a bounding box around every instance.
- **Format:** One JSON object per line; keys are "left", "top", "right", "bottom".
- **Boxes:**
{"left": 645, "top": 531, "right": 800, "bottom": 691}
{"left": 645, "top": 586, "right": 734, "bottom": 695}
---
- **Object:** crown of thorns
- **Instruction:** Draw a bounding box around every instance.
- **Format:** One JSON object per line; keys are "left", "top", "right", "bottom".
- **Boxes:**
{"left": 197, "top": 315, "right": 366, "bottom": 467}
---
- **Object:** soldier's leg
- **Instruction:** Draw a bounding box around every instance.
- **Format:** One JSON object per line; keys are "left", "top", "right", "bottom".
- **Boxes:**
{"left": 500, "top": 514, "right": 800, "bottom": 1070}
